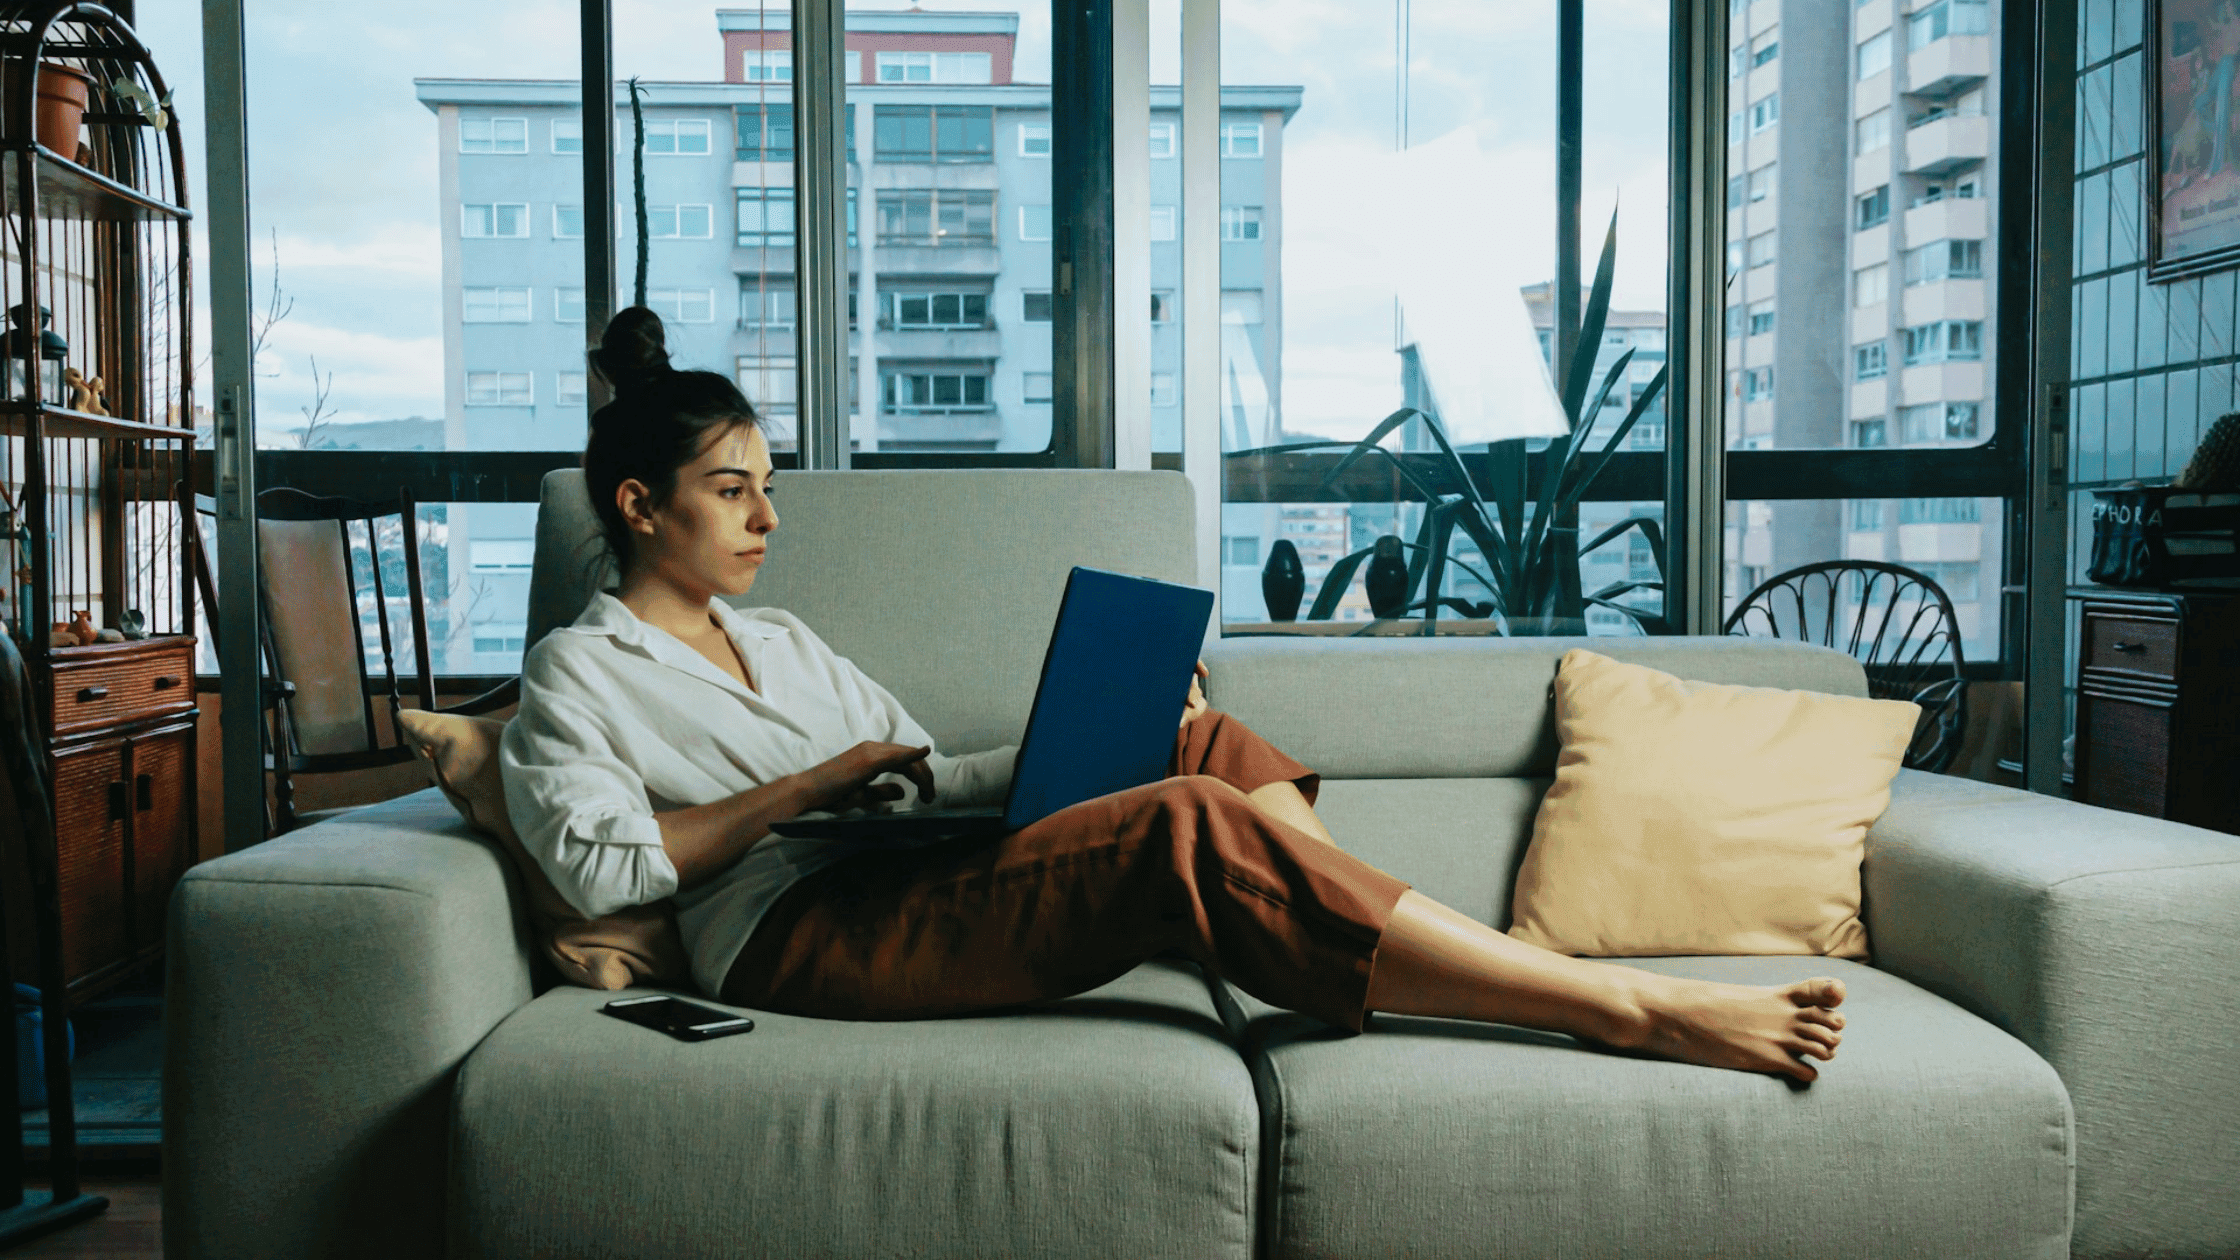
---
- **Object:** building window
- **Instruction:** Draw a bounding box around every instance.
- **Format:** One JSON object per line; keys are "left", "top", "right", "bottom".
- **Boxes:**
{"left": 551, "top": 119, "right": 582, "bottom": 154}
{"left": 471, "top": 623, "right": 528, "bottom": 654}
{"left": 1746, "top": 230, "right": 1775, "bottom": 267}
{"left": 1751, "top": 32, "right": 1779, "bottom": 66}
{"left": 1018, "top": 203, "right": 1052, "bottom": 241}
{"left": 1150, "top": 204, "right": 1178, "bottom": 242}
{"left": 556, "top": 372, "right": 588, "bottom": 406}
{"left": 555, "top": 288, "right": 585, "bottom": 323}
{"left": 1151, "top": 372, "right": 1178, "bottom": 407}
{"left": 887, "top": 291, "right": 988, "bottom": 329}
{"left": 1730, "top": 42, "right": 1749, "bottom": 78}
{"left": 1851, "top": 418, "right": 1888, "bottom": 447}
{"left": 1018, "top": 123, "right": 1051, "bottom": 156}
{"left": 460, "top": 117, "right": 527, "bottom": 154}
{"left": 644, "top": 119, "right": 713, "bottom": 155}
{"left": 1857, "top": 30, "right": 1892, "bottom": 78}
{"left": 462, "top": 203, "right": 529, "bottom": 238}
{"left": 1907, "top": 0, "right": 1989, "bottom": 50}
{"left": 884, "top": 370, "right": 992, "bottom": 412}
{"left": 1909, "top": 86, "right": 1988, "bottom": 130}
{"left": 1910, "top": 173, "right": 1983, "bottom": 208}
{"left": 1854, "top": 341, "right": 1888, "bottom": 380}
{"left": 735, "top": 104, "right": 802, "bottom": 163}
{"left": 1023, "top": 371, "right": 1054, "bottom": 404}
{"left": 1222, "top": 206, "right": 1264, "bottom": 241}
{"left": 1149, "top": 122, "right": 1176, "bottom": 158}
{"left": 553, "top": 204, "right": 584, "bottom": 239}
{"left": 739, "top": 283, "right": 795, "bottom": 328}
{"left": 1856, "top": 184, "right": 1890, "bottom": 229}
{"left": 1725, "top": 305, "right": 1746, "bottom": 338}
{"left": 1749, "top": 93, "right": 1779, "bottom": 133}
{"left": 1903, "top": 238, "right": 1985, "bottom": 285}
{"left": 874, "top": 105, "right": 995, "bottom": 162}
{"left": 1849, "top": 500, "right": 1885, "bottom": 531}
{"left": 470, "top": 539, "right": 535, "bottom": 573}
{"left": 737, "top": 357, "right": 800, "bottom": 411}
{"left": 646, "top": 287, "right": 716, "bottom": 324}
{"left": 1910, "top": 561, "right": 1981, "bottom": 602}
{"left": 1854, "top": 262, "right": 1889, "bottom": 307}
{"left": 465, "top": 371, "right": 533, "bottom": 406}
{"left": 1742, "top": 366, "right": 1774, "bottom": 401}
{"left": 1900, "top": 320, "right": 1984, "bottom": 364}
{"left": 1222, "top": 120, "right": 1264, "bottom": 157}
{"left": 1728, "top": 109, "right": 1745, "bottom": 144}
{"left": 1900, "top": 401, "right": 1983, "bottom": 442}
{"left": 463, "top": 286, "right": 531, "bottom": 323}
{"left": 1899, "top": 496, "right": 1983, "bottom": 524}
{"left": 1022, "top": 290, "right": 1053, "bottom": 322}
{"left": 740, "top": 49, "right": 792, "bottom": 81}
{"left": 737, "top": 189, "right": 795, "bottom": 247}
{"left": 1222, "top": 290, "right": 1264, "bottom": 324}
{"left": 1746, "top": 163, "right": 1775, "bottom": 202}
{"left": 1725, "top": 239, "right": 1745, "bottom": 274}
{"left": 1151, "top": 290, "right": 1175, "bottom": 323}
{"left": 1222, "top": 535, "right": 1258, "bottom": 566}
{"left": 876, "top": 50, "right": 993, "bottom": 84}
{"left": 647, "top": 204, "right": 714, "bottom": 239}
{"left": 1726, "top": 174, "right": 1745, "bottom": 210}
{"left": 1855, "top": 108, "right": 1890, "bottom": 154}
{"left": 1746, "top": 300, "right": 1774, "bottom": 336}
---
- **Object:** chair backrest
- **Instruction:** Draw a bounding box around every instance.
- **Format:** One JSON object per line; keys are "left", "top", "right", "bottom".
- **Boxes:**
{"left": 255, "top": 487, "right": 435, "bottom": 767}
{"left": 528, "top": 468, "right": 1200, "bottom": 752}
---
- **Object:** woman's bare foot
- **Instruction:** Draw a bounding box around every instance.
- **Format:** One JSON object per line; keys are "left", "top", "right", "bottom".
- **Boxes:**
{"left": 1609, "top": 974, "right": 1848, "bottom": 1084}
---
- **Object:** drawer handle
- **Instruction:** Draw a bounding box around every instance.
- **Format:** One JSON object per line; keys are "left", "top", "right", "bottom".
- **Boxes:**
{"left": 153, "top": 675, "right": 180, "bottom": 690}
{"left": 77, "top": 685, "right": 109, "bottom": 702}
{"left": 2111, "top": 640, "right": 2146, "bottom": 654}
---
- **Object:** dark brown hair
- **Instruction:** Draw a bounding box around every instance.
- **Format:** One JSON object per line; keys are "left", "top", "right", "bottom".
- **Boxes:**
{"left": 581, "top": 306, "right": 759, "bottom": 570}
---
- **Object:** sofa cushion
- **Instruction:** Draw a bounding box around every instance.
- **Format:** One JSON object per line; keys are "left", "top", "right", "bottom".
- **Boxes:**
{"left": 450, "top": 958, "right": 1259, "bottom": 1260}
{"left": 1237, "top": 956, "right": 2071, "bottom": 1260}
{"left": 1203, "top": 636, "right": 1868, "bottom": 781}
{"left": 528, "top": 467, "right": 1200, "bottom": 754}
{"left": 1310, "top": 778, "right": 1545, "bottom": 928}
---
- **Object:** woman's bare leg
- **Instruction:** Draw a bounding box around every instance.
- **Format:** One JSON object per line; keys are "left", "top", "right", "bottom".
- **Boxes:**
{"left": 1365, "top": 891, "right": 1847, "bottom": 1083}
{"left": 1245, "top": 780, "right": 1337, "bottom": 846}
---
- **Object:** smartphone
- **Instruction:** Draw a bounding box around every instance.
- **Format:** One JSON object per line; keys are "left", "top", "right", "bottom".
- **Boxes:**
{"left": 600, "top": 995, "right": 756, "bottom": 1042}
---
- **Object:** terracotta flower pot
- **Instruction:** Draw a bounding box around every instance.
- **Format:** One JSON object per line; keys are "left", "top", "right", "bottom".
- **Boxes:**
{"left": 32, "top": 63, "right": 90, "bottom": 155}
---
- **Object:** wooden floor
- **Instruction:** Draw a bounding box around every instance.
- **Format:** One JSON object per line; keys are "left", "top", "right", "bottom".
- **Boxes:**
{"left": 9, "top": 1176, "right": 161, "bottom": 1259}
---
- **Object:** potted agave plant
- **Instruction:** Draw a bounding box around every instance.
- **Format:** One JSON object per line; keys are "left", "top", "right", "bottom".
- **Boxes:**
{"left": 1276, "top": 211, "right": 1671, "bottom": 636}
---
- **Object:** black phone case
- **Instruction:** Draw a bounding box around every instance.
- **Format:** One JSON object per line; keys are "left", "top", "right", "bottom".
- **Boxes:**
{"left": 600, "top": 996, "right": 756, "bottom": 1042}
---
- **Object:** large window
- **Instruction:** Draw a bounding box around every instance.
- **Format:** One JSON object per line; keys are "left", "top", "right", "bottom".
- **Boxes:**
{"left": 877, "top": 190, "right": 997, "bottom": 246}
{"left": 873, "top": 105, "right": 996, "bottom": 162}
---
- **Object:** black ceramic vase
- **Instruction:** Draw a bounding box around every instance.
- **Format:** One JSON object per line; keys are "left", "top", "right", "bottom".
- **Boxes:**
{"left": 1260, "top": 538, "right": 1304, "bottom": 621}
{"left": 1364, "top": 534, "right": 1410, "bottom": 618}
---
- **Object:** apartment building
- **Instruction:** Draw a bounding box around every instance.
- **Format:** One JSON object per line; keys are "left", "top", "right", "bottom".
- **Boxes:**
{"left": 1724, "top": 0, "right": 2002, "bottom": 655}
{"left": 414, "top": 8, "right": 1299, "bottom": 667}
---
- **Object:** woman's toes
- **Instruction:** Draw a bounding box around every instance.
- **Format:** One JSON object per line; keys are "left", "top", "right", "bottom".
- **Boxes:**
{"left": 1788, "top": 1035, "right": 1837, "bottom": 1062}
{"left": 1782, "top": 1053, "right": 1820, "bottom": 1083}
{"left": 1786, "top": 977, "right": 1847, "bottom": 1009}
{"left": 1799, "top": 1006, "right": 1845, "bottom": 1031}
{"left": 1796, "top": 1023, "right": 1840, "bottom": 1052}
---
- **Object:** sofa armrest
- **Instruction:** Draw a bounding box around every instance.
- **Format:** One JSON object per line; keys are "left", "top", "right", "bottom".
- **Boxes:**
{"left": 1864, "top": 770, "right": 2240, "bottom": 1260}
{"left": 164, "top": 789, "right": 536, "bottom": 1260}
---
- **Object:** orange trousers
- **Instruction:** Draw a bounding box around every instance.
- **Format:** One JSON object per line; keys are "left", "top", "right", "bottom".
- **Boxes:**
{"left": 721, "top": 712, "right": 1411, "bottom": 1032}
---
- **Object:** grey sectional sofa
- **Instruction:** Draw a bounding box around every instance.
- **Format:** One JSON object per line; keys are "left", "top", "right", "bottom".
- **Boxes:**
{"left": 164, "top": 469, "right": 2240, "bottom": 1260}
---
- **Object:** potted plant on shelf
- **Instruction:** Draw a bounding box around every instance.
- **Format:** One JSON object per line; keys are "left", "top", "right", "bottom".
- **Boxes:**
{"left": 1267, "top": 210, "right": 1671, "bottom": 636}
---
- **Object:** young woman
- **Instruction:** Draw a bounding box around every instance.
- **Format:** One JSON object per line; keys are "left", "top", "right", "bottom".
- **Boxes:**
{"left": 501, "top": 308, "right": 1848, "bottom": 1083}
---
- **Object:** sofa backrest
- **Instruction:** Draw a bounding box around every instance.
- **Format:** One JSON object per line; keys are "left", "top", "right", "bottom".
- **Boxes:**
{"left": 1203, "top": 635, "right": 1869, "bottom": 927}
{"left": 527, "top": 467, "right": 1199, "bottom": 753}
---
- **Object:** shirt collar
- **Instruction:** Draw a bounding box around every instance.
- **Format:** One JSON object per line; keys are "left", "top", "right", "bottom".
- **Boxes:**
{"left": 564, "top": 592, "right": 790, "bottom": 705}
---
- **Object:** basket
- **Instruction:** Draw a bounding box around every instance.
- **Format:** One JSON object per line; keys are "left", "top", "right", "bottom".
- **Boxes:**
{"left": 2087, "top": 486, "right": 2240, "bottom": 587}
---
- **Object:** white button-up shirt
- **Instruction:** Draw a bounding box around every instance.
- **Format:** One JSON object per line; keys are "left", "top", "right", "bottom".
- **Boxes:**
{"left": 500, "top": 592, "right": 1017, "bottom": 998}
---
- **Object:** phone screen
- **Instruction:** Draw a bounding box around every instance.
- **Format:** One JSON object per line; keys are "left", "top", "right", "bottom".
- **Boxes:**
{"left": 601, "top": 996, "right": 755, "bottom": 1041}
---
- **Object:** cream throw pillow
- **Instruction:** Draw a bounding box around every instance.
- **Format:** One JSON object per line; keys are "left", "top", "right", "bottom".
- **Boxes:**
{"left": 396, "top": 709, "right": 688, "bottom": 990}
{"left": 1506, "top": 648, "right": 1918, "bottom": 960}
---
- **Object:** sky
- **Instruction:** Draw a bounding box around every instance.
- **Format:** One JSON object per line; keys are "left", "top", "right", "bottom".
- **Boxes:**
{"left": 134, "top": 0, "right": 1671, "bottom": 443}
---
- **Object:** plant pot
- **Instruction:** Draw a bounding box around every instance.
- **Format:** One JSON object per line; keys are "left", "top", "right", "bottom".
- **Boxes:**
{"left": 5, "top": 61, "right": 91, "bottom": 154}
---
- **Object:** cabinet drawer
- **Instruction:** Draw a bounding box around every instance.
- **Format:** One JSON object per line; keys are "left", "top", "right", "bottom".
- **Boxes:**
{"left": 2082, "top": 613, "right": 2180, "bottom": 679}
{"left": 2078, "top": 692, "right": 2175, "bottom": 816}
{"left": 47, "top": 641, "right": 195, "bottom": 736}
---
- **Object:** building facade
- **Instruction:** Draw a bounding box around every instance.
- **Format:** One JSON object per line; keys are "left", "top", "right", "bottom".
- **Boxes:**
{"left": 414, "top": 8, "right": 1299, "bottom": 668}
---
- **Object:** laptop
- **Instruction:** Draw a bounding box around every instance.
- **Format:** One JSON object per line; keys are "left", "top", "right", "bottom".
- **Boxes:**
{"left": 766, "top": 566, "right": 1215, "bottom": 844}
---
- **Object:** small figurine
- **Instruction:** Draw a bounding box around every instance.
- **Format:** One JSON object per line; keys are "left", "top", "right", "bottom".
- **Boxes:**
{"left": 118, "top": 608, "right": 146, "bottom": 640}
{"left": 49, "top": 622, "right": 75, "bottom": 648}
{"left": 63, "top": 366, "right": 105, "bottom": 416}
{"left": 67, "top": 609, "right": 96, "bottom": 645}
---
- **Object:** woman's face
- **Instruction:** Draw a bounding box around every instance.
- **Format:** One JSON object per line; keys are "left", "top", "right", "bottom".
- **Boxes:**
{"left": 618, "top": 422, "right": 778, "bottom": 600}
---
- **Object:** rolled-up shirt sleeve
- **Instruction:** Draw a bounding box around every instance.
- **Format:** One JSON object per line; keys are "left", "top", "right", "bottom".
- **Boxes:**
{"left": 500, "top": 667, "right": 681, "bottom": 919}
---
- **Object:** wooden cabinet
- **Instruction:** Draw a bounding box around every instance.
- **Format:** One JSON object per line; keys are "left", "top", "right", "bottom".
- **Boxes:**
{"left": 2072, "top": 590, "right": 2240, "bottom": 834}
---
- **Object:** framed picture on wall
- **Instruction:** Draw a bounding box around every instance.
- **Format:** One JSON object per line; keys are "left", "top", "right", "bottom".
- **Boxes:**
{"left": 2150, "top": 0, "right": 2240, "bottom": 280}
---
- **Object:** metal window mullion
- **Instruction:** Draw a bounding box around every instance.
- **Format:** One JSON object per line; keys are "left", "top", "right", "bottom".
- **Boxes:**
{"left": 1665, "top": 0, "right": 1728, "bottom": 635}
{"left": 1111, "top": 0, "right": 1151, "bottom": 470}
{"left": 1181, "top": 0, "right": 1221, "bottom": 608}
{"left": 1053, "top": 0, "right": 1116, "bottom": 466}
{"left": 795, "top": 0, "right": 851, "bottom": 469}
{"left": 203, "top": 0, "right": 262, "bottom": 852}
{"left": 581, "top": 0, "right": 615, "bottom": 402}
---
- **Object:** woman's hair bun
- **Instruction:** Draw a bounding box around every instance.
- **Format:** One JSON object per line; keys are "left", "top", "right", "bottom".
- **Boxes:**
{"left": 592, "top": 305, "right": 672, "bottom": 397}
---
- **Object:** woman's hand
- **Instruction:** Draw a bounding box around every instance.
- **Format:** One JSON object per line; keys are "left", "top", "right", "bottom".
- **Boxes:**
{"left": 1181, "top": 659, "right": 1209, "bottom": 729}
{"left": 803, "top": 741, "right": 936, "bottom": 813}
